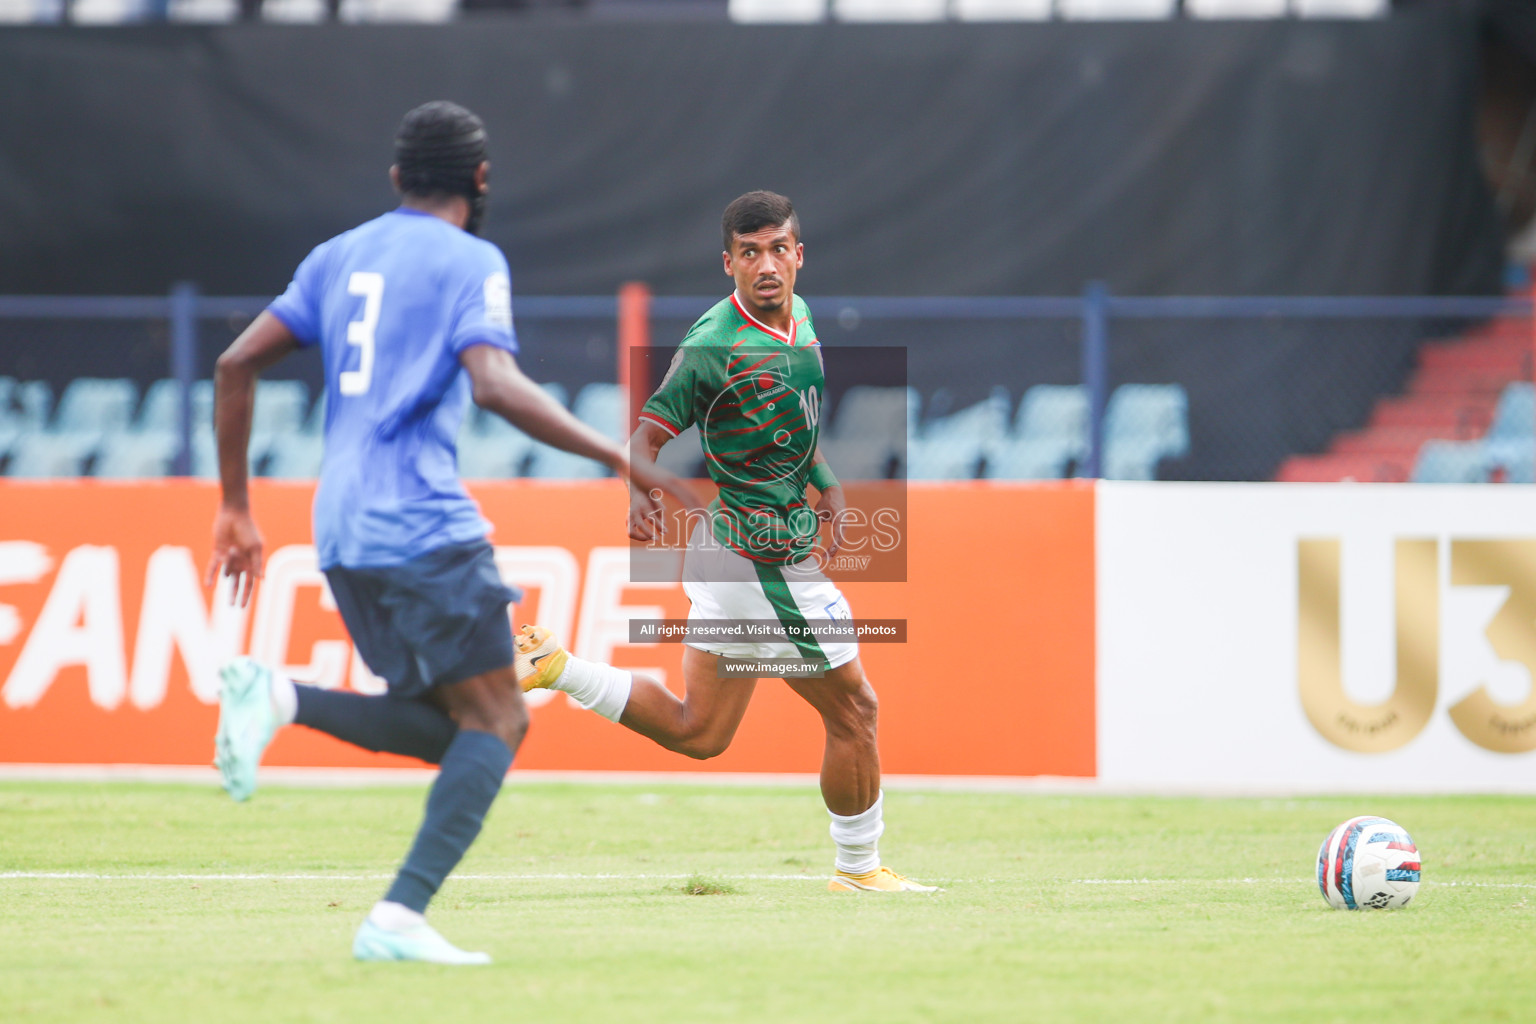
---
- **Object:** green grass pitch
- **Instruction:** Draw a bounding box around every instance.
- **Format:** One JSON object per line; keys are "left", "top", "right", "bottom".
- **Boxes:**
{"left": 1, "top": 781, "right": 1532, "bottom": 1023}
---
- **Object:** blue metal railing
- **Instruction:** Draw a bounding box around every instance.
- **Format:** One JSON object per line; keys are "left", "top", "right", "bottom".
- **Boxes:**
{"left": 2, "top": 283, "right": 1530, "bottom": 479}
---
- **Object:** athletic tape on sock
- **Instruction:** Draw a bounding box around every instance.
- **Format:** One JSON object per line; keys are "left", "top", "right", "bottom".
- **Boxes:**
{"left": 829, "top": 791, "right": 885, "bottom": 875}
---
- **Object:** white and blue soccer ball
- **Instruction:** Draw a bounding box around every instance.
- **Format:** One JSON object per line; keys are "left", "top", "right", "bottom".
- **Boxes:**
{"left": 1316, "top": 815, "right": 1420, "bottom": 910}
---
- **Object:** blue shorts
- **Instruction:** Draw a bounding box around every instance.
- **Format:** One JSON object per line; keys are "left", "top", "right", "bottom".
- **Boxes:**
{"left": 324, "top": 540, "right": 521, "bottom": 699}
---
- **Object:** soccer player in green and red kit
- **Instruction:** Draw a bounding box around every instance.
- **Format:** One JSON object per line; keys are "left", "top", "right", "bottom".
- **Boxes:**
{"left": 516, "top": 191, "right": 933, "bottom": 893}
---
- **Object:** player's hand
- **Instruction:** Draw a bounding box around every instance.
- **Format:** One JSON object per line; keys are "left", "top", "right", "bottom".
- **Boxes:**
{"left": 623, "top": 455, "right": 700, "bottom": 542}
{"left": 815, "top": 483, "right": 847, "bottom": 561}
{"left": 627, "top": 484, "right": 666, "bottom": 543}
{"left": 205, "top": 503, "right": 265, "bottom": 608}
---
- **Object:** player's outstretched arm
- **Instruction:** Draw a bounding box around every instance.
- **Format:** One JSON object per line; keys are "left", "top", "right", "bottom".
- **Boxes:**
{"left": 461, "top": 345, "right": 700, "bottom": 515}
{"left": 626, "top": 420, "right": 673, "bottom": 543}
{"left": 206, "top": 311, "right": 299, "bottom": 607}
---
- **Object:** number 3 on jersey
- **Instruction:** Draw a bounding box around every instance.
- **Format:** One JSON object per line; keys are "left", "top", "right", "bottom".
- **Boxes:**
{"left": 341, "top": 271, "right": 383, "bottom": 396}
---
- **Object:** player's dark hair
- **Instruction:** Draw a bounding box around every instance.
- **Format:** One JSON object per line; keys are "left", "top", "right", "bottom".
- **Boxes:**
{"left": 722, "top": 191, "right": 799, "bottom": 251}
{"left": 394, "top": 101, "right": 488, "bottom": 201}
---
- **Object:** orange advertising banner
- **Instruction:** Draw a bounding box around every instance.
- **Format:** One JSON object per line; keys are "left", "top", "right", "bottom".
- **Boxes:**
{"left": 0, "top": 480, "right": 1094, "bottom": 776}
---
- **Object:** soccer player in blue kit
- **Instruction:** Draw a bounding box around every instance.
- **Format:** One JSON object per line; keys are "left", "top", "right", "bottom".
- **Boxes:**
{"left": 204, "top": 101, "right": 693, "bottom": 965}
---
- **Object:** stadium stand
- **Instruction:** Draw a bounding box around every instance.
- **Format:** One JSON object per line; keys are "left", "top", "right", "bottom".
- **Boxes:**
{"left": 1102, "top": 383, "right": 1190, "bottom": 481}
{"left": 0, "top": 378, "right": 51, "bottom": 470}
{"left": 260, "top": 390, "right": 325, "bottom": 480}
{"left": 1276, "top": 316, "right": 1530, "bottom": 483}
{"left": 527, "top": 383, "right": 619, "bottom": 478}
{"left": 818, "top": 385, "right": 915, "bottom": 481}
{"left": 8, "top": 378, "right": 137, "bottom": 478}
{"left": 0, "top": 0, "right": 1396, "bottom": 25}
{"left": 1410, "top": 439, "right": 1488, "bottom": 484}
{"left": 987, "top": 385, "right": 1089, "bottom": 481}
{"left": 455, "top": 382, "right": 566, "bottom": 479}
{"left": 907, "top": 387, "right": 1011, "bottom": 480}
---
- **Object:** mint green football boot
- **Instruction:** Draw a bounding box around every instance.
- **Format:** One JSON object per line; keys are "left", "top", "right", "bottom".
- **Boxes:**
{"left": 353, "top": 919, "right": 492, "bottom": 965}
{"left": 213, "top": 658, "right": 279, "bottom": 802}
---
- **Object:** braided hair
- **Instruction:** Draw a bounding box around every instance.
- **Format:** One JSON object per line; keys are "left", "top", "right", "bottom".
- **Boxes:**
{"left": 394, "top": 101, "right": 489, "bottom": 233}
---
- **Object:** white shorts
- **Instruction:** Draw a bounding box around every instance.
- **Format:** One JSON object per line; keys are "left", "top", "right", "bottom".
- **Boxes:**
{"left": 681, "top": 522, "right": 860, "bottom": 672}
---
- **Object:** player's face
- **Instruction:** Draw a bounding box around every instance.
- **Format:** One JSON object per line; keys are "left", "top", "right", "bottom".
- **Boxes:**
{"left": 724, "top": 222, "right": 803, "bottom": 317}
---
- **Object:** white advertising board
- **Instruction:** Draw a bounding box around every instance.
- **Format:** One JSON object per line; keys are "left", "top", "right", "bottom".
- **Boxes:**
{"left": 1097, "top": 482, "right": 1536, "bottom": 792}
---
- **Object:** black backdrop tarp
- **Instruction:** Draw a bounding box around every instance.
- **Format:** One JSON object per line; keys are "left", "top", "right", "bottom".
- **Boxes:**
{"left": 0, "top": 11, "right": 1503, "bottom": 298}
{"left": 0, "top": 11, "right": 1511, "bottom": 480}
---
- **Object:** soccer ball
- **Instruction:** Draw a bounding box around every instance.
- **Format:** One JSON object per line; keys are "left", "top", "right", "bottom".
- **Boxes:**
{"left": 1316, "top": 815, "right": 1420, "bottom": 910}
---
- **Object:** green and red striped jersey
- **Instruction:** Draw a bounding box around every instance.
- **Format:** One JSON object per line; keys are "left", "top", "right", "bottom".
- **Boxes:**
{"left": 640, "top": 292, "right": 825, "bottom": 564}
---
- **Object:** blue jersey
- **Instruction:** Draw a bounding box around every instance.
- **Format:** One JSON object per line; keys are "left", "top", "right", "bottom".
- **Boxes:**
{"left": 268, "top": 207, "right": 518, "bottom": 569}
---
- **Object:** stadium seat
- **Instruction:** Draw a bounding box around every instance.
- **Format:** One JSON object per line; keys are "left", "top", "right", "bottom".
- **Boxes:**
{"left": 10, "top": 430, "right": 112, "bottom": 477}
{"left": 906, "top": 387, "right": 1009, "bottom": 480}
{"left": 167, "top": 0, "right": 238, "bottom": 19}
{"left": 528, "top": 383, "right": 616, "bottom": 479}
{"left": 1410, "top": 440, "right": 1488, "bottom": 484}
{"left": 250, "top": 379, "right": 311, "bottom": 460}
{"left": 96, "top": 432, "right": 181, "bottom": 479}
{"left": 0, "top": 0, "right": 65, "bottom": 23}
{"left": 14, "top": 380, "right": 52, "bottom": 429}
{"left": 252, "top": 379, "right": 310, "bottom": 435}
{"left": 1484, "top": 382, "right": 1533, "bottom": 443}
{"left": 121, "top": 379, "right": 222, "bottom": 478}
{"left": 828, "top": 386, "right": 913, "bottom": 444}
{"left": 1485, "top": 439, "right": 1535, "bottom": 485}
{"left": 1056, "top": 0, "right": 1176, "bottom": 18}
{"left": 0, "top": 378, "right": 15, "bottom": 465}
{"left": 256, "top": 0, "right": 325, "bottom": 20}
{"left": 262, "top": 432, "right": 323, "bottom": 479}
{"left": 458, "top": 413, "right": 535, "bottom": 479}
{"left": 1293, "top": 0, "right": 1386, "bottom": 16}
{"left": 1184, "top": 0, "right": 1287, "bottom": 17}
{"left": 262, "top": 389, "right": 326, "bottom": 479}
{"left": 954, "top": 0, "right": 1051, "bottom": 18}
{"left": 136, "top": 378, "right": 229, "bottom": 434}
{"left": 833, "top": 0, "right": 947, "bottom": 20}
{"left": 8, "top": 378, "right": 140, "bottom": 478}
{"left": 338, "top": 0, "right": 454, "bottom": 21}
{"left": 53, "top": 378, "right": 138, "bottom": 435}
{"left": 820, "top": 386, "right": 912, "bottom": 480}
{"left": 135, "top": 379, "right": 181, "bottom": 434}
{"left": 1102, "top": 383, "right": 1189, "bottom": 480}
{"left": 987, "top": 384, "right": 1088, "bottom": 480}
{"left": 0, "top": 380, "right": 53, "bottom": 471}
{"left": 1479, "top": 383, "right": 1533, "bottom": 484}
{"left": 456, "top": 382, "right": 567, "bottom": 479}
{"left": 729, "top": 0, "right": 825, "bottom": 20}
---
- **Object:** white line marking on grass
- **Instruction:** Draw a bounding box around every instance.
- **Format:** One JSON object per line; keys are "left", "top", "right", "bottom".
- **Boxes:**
{"left": 1, "top": 872, "right": 1531, "bottom": 888}
{"left": 0, "top": 871, "right": 825, "bottom": 882}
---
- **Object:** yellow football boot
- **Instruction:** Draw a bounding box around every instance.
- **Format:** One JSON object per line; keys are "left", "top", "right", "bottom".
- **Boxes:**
{"left": 514, "top": 624, "right": 569, "bottom": 692}
{"left": 828, "top": 867, "right": 938, "bottom": 893}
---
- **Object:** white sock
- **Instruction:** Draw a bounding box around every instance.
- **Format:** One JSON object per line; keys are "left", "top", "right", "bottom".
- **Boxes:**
{"left": 367, "top": 900, "right": 424, "bottom": 933}
{"left": 269, "top": 673, "right": 297, "bottom": 726}
{"left": 828, "top": 790, "right": 884, "bottom": 875}
{"left": 552, "top": 656, "right": 633, "bottom": 722}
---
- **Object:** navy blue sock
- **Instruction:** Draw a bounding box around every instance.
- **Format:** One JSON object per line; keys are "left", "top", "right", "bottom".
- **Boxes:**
{"left": 293, "top": 686, "right": 458, "bottom": 765}
{"left": 385, "top": 729, "right": 513, "bottom": 913}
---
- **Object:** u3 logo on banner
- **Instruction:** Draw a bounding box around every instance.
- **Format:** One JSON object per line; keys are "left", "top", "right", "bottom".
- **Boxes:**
{"left": 1298, "top": 538, "right": 1536, "bottom": 755}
